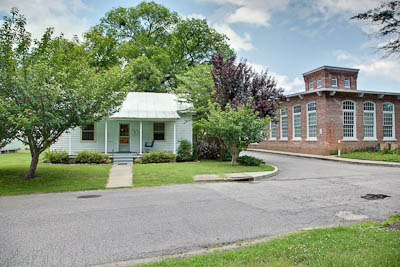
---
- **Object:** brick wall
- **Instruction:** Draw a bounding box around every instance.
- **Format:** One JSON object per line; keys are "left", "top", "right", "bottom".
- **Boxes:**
{"left": 250, "top": 92, "right": 399, "bottom": 155}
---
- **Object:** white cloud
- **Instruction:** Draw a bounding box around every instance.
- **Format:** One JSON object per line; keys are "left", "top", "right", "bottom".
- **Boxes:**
{"left": 333, "top": 50, "right": 353, "bottom": 61}
{"left": 213, "top": 23, "right": 254, "bottom": 51}
{"left": 248, "top": 62, "right": 304, "bottom": 93}
{"left": 311, "top": 0, "right": 379, "bottom": 19}
{"left": 0, "top": 0, "right": 89, "bottom": 39}
{"left": 183, "top": 13, "right": 206, "bottom": 20}
{"left": 354, "top": 59, "right": 400, "bottom": 82}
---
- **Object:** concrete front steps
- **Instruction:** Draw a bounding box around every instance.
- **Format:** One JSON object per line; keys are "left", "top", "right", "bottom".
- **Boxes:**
{"left": 110, "top": 153, "right": 141, "bottom": 165}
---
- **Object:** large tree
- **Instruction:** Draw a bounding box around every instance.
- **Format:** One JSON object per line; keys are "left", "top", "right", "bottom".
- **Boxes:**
{"left": 211, "top": 54, "right": 285, "bottom": 119}
{"left": 0, "top": 9, "right": 129, "bottom": 178}
{"left": 351, "top": 0, "right": 400, "bottom": 56}
{"left": 200, "top": 103, "right": 268, "bottom": 165}
{"left": 85, "top": 1, "right": 233, "bottom": 92}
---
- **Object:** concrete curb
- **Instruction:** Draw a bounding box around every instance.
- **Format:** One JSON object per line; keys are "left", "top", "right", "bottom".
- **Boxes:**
{"left": 248, "top": 149, "right": 400, "bottom": 168}
{"left": 194, "top": 165, "right": 279, "bottom": 182}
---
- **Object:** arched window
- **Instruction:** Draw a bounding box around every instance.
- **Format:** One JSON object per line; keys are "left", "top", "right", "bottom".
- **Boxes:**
{"left": 307, "top": 102, "right": 317, "bottom": 140}
{"left": 363, "top": 101, "right": 376, "bottom": 140}
{"left": 292, "top": 105, "right": 302, "bottom": 140}
{"left": 331, "top": 76, "right": 337, "bottom": 87}
{"left": 383, "top": 103, "right": 395, "bottom": 140}
{"left": 343, "top": 100, "right": 356, "bottom": 139}
{"left": 280, "top": 109, "right": 288, "bottom": 140}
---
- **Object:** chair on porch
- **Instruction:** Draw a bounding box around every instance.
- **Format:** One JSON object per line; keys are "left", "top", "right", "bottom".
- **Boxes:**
{"left": 144, "top": 140, "right": 155, "bottom": 152}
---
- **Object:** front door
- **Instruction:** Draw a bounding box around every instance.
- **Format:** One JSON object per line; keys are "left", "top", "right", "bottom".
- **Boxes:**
{"left": 119, "top": 124, "right": 130, "bottom": 152}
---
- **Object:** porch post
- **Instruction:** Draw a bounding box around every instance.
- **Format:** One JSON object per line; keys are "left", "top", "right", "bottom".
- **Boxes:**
{"left": 139, "top": 121, "right": 143, "bottom": 154}
{"left": 105, "top": 121, "right": 108, "bottom": 154}
{"left": 68, "top": 131, "right": 72, "bottom": 155}
{"left": 173, "top": 121, "right": 177, "bottom": 154}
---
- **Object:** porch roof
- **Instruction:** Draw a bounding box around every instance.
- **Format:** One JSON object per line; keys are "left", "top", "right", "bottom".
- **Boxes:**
{"left": 110, "top": 92, "right": 193, "bottom": 119}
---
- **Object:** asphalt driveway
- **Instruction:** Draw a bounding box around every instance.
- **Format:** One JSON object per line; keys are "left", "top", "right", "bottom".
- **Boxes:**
{"left": 1, "top": 151, "right": 399, "bottom": 266}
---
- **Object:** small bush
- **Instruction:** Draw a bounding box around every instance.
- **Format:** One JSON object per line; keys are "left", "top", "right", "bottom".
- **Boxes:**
{"left": 197, "top": 143, "right": 220, "bottom": 159}
{"left": 135, "top": 158, "right": 142, "bottom": 164}
{"left": 176, "top": 140, "right": 193, "bottom": 162}
{"left": 43, "top": 150, "right": 69, "bottom": 164}
{"left": 220, "top": 153, "right": 232, "bottom": 162}
{"left": 75, "top": 150, "right": 109, "bottom": 164}
{"left": 141, "top": 151, "right": 176, "bottom": 164}
{"left": 237, "top": 155, "right": 264, "bottom": 166}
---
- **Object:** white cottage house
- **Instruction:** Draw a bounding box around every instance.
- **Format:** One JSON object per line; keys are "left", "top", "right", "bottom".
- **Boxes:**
{"left": 51, "top": 92, "right": 193, "bottom": 163}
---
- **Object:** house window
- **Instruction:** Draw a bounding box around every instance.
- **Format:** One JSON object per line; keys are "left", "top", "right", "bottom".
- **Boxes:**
{"left": 317, "top": 78, "right": 322, "bottom": 88}
{"left": 383, "top": 103, "right": 395, "bottom": 139}
{"left": 331, "top": 76, "right": 337, "bottom": 87}
{"left": 363, "top": 102, "right": 376, "bottom": 139}
{"left": 343, "top": 100, "right": 356, "bottom": 139}
{"left": 307, "top": 102, "right": 317, "bottom": 140}
{"left": 81, "top": 123, "right": 95, "bottom": 141}
{"left": 153, "top": 122, "right": 165, "bottom": 141}
{"left": 309, "top": 80, "right": 314, "bottom": 90}
{"left": 280, "top": 109, "right": 288, "bottom": 140}
{"left": 269, "top": 121, "right": 277, "bottom": 140}
{"left": 344, "top": 78, "right": 350, "bottom": 88}
{"left": 293, "top": 105, "right": 302, "bottom": 139}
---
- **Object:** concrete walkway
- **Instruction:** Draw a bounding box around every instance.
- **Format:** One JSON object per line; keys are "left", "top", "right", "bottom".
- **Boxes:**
{"left": 248, "top": 148, "right": 400, "bottom": 168}
{"left": 106, "top": 164, "right": 133, "bottom": 188}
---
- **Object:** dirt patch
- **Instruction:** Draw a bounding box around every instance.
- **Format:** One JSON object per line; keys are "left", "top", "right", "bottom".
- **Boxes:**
{"left": 383, "top": 222, "right": 400, "bottom": 231}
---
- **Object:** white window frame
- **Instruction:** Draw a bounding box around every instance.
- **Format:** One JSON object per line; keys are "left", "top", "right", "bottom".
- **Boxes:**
{"left": 309, "top": 80, "right": 314, "bottom": 90}
{"left": 306, "top": 102, "right": 317, "bottom": 141}
{"left": 331, "top": 76, "right": 337, "bottom": 87}
{"left": 317, "top": 78, "right": 322, "bottom": 88}
{"left": 292, "top": 105, "right": 302, "bottom": 140}
{"left": 344, "top": 78, "right": 350, "bottom": 88}
{"left": 342, "top": 100, "right": 357, "bottom": 141}
{"left": 280, "top": 109, "right": 288, "bottom": 141}
{"left": 269, "top": 121, "right": 277, "bottom": 140}
{"left": 383, "top": 102, "right": 396, "bottom": 141}
{"left": 363, "top": 101, "right": 376, "bottom": 141}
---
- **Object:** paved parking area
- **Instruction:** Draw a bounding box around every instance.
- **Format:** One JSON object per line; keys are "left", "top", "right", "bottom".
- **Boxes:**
{"left": 1, "top": 151, "right": 399, "bottom": 266}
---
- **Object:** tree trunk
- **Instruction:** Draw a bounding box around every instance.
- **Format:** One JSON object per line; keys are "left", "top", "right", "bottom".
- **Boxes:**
{"left": 25, "top": 149, "right": 40, "bottom": 179}
{"left": 230, "top": 147, "right": 239, "bottom": 166}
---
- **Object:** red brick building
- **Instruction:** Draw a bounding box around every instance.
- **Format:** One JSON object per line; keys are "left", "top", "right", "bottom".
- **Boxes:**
{"left": 251, "top": 66, "right": 400, "bottom": 155}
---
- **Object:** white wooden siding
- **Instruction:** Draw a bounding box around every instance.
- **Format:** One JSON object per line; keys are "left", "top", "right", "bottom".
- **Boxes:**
{"left": 51, "top": 115, "right": 192, "bottom": 155}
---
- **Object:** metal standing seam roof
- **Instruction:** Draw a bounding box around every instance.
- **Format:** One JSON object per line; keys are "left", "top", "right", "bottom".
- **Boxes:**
{"left": 110, "top": 92, "right": 193, "bottom": 119}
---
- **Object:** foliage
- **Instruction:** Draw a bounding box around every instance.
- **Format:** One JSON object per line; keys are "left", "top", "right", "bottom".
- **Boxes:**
{"left": 351, "top": 0, "right": 400, "bottom": 56}
{"left": 196, "top": 142, "right": 220, "bottom": 160}
{"left": 85, "top": 1, "right": 233, "bottom": 92}
{"left": 340, "top": 149, "right": 400, "bottom": 162}
{"left": 176, "top": 64, "right": 215, "bottom": 133}
{"left": 0, "top": 9, "right": 129, "bottom": 178}
{"left": 0, "top": 151, "right": 111, "bottom": 196}
{"left": 141, "top": 151, "right": 176, "bottom": 164}
{"left": 75, "top": 151, "right": 110, "bottom": 164}
{"left": 176, "top": 140, "right": 193, "bottom": 162}
{"left": 220, "top": 153, "right": 232, "bottom": 162}
{"left": 0, "top": 98, "right": 17, "bottom": 149}
{"left": 237, "top": 155, "right": 264, "bottom": 166}
{"left": 200, "top": 103, "right": 268, "bottom": 165}
{"left": 133, "top": 160, "right": 274, "bottom": 187}
{"left": 135, "top": 158, "right": 142, "bottom": 164}
{"left": 144, "top": 217, "right": 400, "bottom": 267}
{"left": 43, "top": 150, "right": 69, "bottom": 164}
{"left": 211, "top": 53, "right": 285, "bottom": 118}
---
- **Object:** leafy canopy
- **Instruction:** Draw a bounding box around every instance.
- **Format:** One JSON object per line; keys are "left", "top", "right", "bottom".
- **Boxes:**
{"left": 351, "top": 0, "right": 400, "bottom": 56}
{"left": 200, "top": 103, "right": 268, "bottom": 165}
{"left": 85, "top": 1, "right": 234, "bottom": 92}
{"left": 0, "top": 8, "right": 129, "bottom": 178}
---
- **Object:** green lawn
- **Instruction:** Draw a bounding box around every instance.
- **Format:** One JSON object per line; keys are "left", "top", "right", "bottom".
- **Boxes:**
{"left": 340, "top": 151, "right": 400, "bottom": 162}
{"left": 143, "top": 214, "right": 400, "bottom": 267}
{"left": 0, "top": 151, "right": 111, "bottom": 196}
{"left": 133, "top": 160, "right": 275, "bottom": 187}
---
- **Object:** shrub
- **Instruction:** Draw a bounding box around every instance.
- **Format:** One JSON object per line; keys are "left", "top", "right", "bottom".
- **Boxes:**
{"left": 176, "top": 140, "right": 193, "bottom": 162}
{"left": 220, "top": 153, "right": 232, "bottom": 162}
{"left": 141, "top": 151, "right": 176, "bottom": 164}
{"left": 196, "top": 143, "right": 220, "bottom": 159}
{"left": 135, "top": 158, "right": 142, "bottom": 164}
{"left": 75, "top": 150, "right": 109, "bottom": 164}
{"left": 237, "top": 155, "right": 264, "bottom": 166}
{"left": 43, "top": 150, "right": 69, "bottom": 164}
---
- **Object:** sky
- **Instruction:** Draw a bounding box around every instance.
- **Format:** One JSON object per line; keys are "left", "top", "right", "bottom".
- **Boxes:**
{"left": 0, "top": 0, "right": 399, "bottom": 94}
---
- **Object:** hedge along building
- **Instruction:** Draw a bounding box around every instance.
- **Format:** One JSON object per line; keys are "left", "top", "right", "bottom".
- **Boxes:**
{"left": 51, "top": 92, "right": 193, "bottom": 163}
{"left": 250, "top": 66, "right": 400, "bottom": 155}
